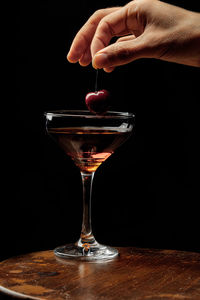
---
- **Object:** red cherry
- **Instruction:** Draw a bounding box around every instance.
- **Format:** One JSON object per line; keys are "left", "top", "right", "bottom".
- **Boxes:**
{"left": 85, "top": 90, "right": 110, "bottom": 115}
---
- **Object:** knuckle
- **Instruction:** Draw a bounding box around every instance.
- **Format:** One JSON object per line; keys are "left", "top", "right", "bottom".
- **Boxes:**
{"left": 89, "top": 9, "right": 107, "bottom": 28}
{"left": 98, "top": 16, "right": 108, "bottom": 28}
{"left": 98, "top": 18, "right": 114, "bottom": 37}
{"left": 93, "top": 9, "right": 105, "bottom": 18}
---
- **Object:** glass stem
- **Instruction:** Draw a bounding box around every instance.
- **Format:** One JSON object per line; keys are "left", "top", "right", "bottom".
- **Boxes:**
{"left": 80, "top": 172, "right": 96, "bottom": 245}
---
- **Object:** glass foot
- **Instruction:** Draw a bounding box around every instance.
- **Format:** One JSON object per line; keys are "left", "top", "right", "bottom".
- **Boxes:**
{"left": 54, "top": 242, "right": 119, "bottom": 261}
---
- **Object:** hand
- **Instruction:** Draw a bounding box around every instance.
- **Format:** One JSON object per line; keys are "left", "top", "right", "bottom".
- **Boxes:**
{"left": 67, "top": 0, "right": 200, "bottom": 71}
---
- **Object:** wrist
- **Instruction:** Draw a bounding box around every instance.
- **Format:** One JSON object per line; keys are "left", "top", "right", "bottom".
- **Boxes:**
{"left": 184, "top": 11, "right": 200, "bottom": 67}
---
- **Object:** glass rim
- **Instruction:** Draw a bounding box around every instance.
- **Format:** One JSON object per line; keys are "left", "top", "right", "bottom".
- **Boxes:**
{"left": 44, "top": 110, "right": 135, "bottom": 120}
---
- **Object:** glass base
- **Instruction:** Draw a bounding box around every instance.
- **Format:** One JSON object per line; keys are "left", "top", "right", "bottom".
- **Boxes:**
{"left": 54, "top": 241, "right": 119, "bottom": 261}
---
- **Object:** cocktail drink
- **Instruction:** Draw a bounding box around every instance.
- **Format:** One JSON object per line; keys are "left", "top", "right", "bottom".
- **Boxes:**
{"left": 45, "top": 110, "right": 135, "bottom": 260}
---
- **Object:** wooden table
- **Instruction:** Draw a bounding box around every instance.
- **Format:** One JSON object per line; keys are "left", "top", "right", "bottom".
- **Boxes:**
{"left": 0, "top": 247, "right": 200, "bottom": 299}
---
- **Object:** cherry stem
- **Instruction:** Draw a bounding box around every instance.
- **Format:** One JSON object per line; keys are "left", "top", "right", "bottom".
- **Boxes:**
{"left": 95, "top": 69, "right": 98, "bottom": 93}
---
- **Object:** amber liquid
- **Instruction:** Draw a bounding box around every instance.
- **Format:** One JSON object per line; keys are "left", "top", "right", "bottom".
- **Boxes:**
{"left": 49, "top": 127, "right": 131, "bottom": 173}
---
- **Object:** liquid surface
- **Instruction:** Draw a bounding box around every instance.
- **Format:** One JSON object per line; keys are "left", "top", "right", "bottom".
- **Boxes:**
{"left": 48, "top": 127, "right": 131, "bottom": 173}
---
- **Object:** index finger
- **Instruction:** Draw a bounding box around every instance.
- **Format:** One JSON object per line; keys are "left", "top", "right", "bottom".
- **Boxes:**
{"left": 67, "top": 7, "right": 120, "bottom": 63}
{"left": 91, "top": 6, "right": 132, "bottom": 57}
{"left": 90, "top": 0, "right": 143, "bottom": 59}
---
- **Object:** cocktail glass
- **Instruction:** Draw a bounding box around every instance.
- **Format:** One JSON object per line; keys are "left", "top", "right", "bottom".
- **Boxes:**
{"left": 45, "top": 110, "right": 135, "bottom": 261}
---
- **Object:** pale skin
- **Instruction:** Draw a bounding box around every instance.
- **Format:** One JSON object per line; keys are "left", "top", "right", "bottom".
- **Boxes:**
{"left": 67, "top": 0, "right": 200, "bottom": 72}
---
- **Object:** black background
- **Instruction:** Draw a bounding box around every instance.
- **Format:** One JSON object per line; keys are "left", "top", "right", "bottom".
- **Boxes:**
{"left": 3, "top": 0, "right": 200, "bottom": 262}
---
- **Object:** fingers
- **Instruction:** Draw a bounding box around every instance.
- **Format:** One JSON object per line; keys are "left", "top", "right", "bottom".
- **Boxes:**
{"left": 67, "top": 7, "right": 120, "bottom": 65}
{"left": 102, "top": 35, "right": 136, "bottom": 72}
{"left": 90, "top": 6, "right": 133, "bottom": 58}
{"left": 79, "top": 48, "right": 92, "bottom": 66}
{"left": 103, "top": 66, "right": 115, "bottom": 73}
{"left": 92, "top": 35, "right": 147, "bottom": 69}
{"left": 67, "top": 1, "right": 149, "bottom": 70}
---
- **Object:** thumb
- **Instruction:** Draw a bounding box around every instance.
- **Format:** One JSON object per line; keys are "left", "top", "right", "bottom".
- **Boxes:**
{"left": 92, "top": 36, "right": 149, "bottom": 69}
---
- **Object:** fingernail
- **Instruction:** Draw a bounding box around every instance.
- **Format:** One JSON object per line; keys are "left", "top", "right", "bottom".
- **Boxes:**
{"left": 92, "top": 53, "right": 109, "bottom": 69}
{"left": 67, "top": 53, "right": 77, "bottom": 63}
{"left": 67, "top": 53, "right": 73, "bottom": 62}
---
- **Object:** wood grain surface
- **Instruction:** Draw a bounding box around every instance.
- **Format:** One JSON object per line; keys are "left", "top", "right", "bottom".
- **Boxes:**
{"left": 0, "top": 247, "right": 200, "bottom": 299}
